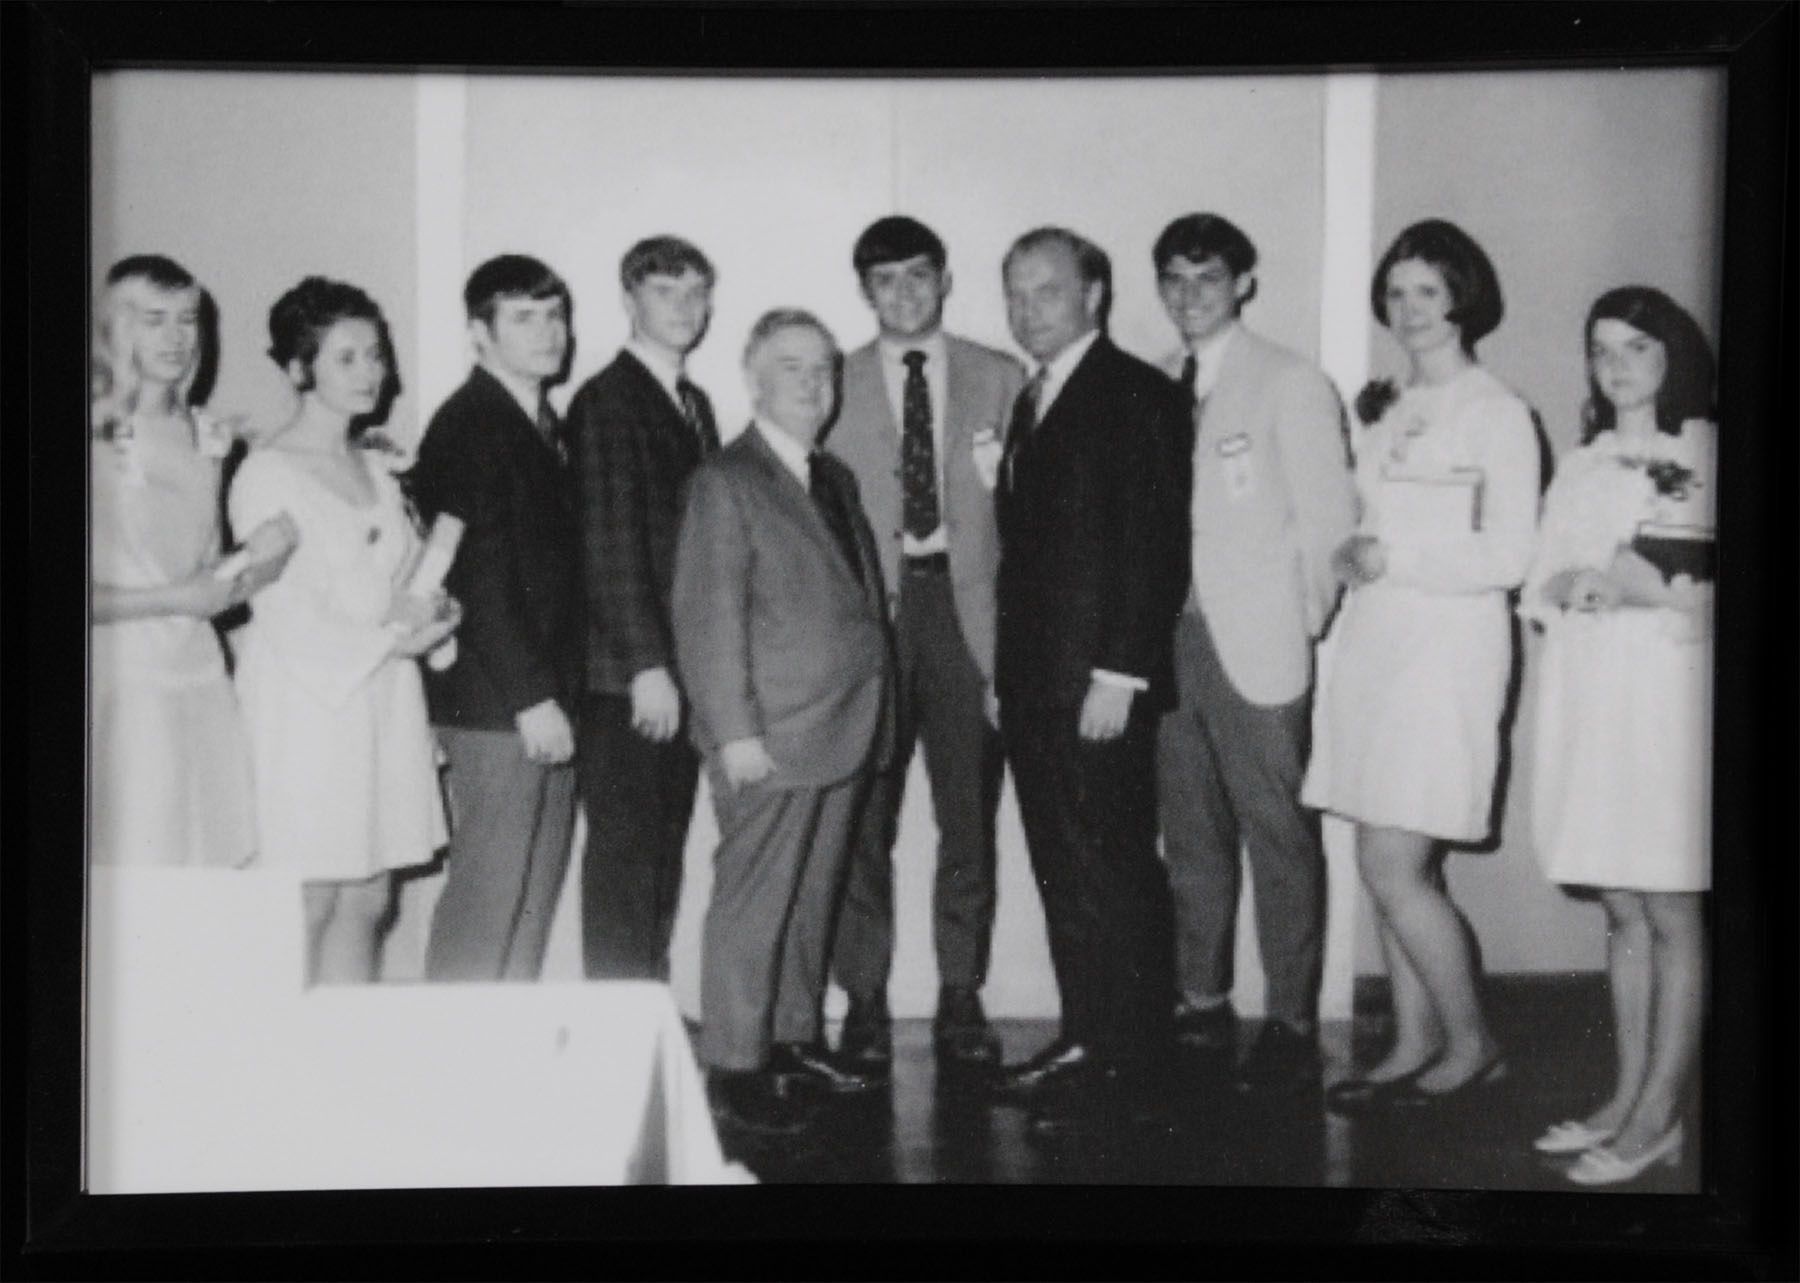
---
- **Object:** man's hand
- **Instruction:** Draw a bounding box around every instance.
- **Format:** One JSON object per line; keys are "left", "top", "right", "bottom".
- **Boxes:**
{"left": 630, "top": 666, "right": 683, "bottom": 743}
{"left": 1078, "top": 679, "right": 1134, "bottom": 743}
{"left": 1330, "top": 534, "right": 1387, "bottom": 587}
{"left": 720, "top": 737, "right": 777, "bottom": 789}
{"left": 984, "top": 683, "right": 1002, "bottom": 730}
{"left": 516, "top": 698, "right": 575, "bottom": 766}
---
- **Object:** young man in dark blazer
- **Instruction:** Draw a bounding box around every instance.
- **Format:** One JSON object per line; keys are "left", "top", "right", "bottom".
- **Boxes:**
{"left": 565, "top": 237, "right": 720, "bottom": 982}
{"left": 990, "top": 227, "right": 1193, "bottom": 1135}
{"left": 823, "top": 216, "right": 1025, "bottom": 1072}
{"left": 411, "top": 254, "right": 582, "bottom": 982}
{"left": 672, "top": 310, "right": 894, "bottom": 1135}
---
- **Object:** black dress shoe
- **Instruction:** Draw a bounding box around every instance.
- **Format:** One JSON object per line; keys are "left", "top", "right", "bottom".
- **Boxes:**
{"left": 707, "top": 1070, "right": 811, "bottom": 1134}
{"left": 838, "top": 990, "right": 893, "bottom": 1068}
{"left": 991, "top": 1037, "right": 1091, "bottom": 1102}
{"left": 1234, "top": 1020, "right": 1322, "bottom": 1094}
{"left": 1383, "top": 1056, "right": 1509, "bottom": 1110}
{"left": 1174, "top": 1000, "right": 1238, "bottom": 1052}
{"left": 1324, "top": 1061, "right": 1436, "bottom": 1116}
{"left": 769, "top": 1041, "right": 884, "bottom": 1095}
{"left": 934, "top": 986, "right": 1001, "bottom": 1069}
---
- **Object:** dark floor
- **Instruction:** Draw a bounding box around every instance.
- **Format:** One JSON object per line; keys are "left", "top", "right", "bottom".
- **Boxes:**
{"left": 713, "top": 974, "right": 1702, "bottom": 1190}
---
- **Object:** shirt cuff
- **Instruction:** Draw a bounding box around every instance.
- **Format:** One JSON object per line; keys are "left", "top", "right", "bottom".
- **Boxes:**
{"left": 1091, "top": 668, "right": 1149, "bottom": 692}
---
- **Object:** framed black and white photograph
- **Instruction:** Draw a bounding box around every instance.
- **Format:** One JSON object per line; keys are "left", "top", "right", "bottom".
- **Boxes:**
{"left": 16, "top": 1, "right": 1796, "bottom": 1276}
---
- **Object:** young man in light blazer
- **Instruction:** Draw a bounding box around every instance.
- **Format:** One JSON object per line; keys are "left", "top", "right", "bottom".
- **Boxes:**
{"left": 1151, "top": 213, "right": 1357, "bottom": 1093}
{"left": 822, "top": 216, "right": 1025, "bottom": 1073}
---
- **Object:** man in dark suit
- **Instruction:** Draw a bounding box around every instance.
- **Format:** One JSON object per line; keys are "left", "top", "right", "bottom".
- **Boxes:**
{"left": 410, "top": 254, "right": 581, "bottom": 982}
{"left": 1151, "top": 214, "right": 1356, "bottom": 1092}
{"left": 823, "top": 216, "right": 1025, "bottom": 1072}
{"left": 672, "top": 309, "right": 893, "bottom": 1135}
{"left": 565, "top": 237, "right": 720, "bottom": 981}
{"left": 990, "top": 227, "right": 1193, "bottom": 1134}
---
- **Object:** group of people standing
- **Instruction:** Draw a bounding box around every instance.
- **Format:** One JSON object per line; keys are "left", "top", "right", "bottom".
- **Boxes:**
{"left": 90, "top": 205, "right": 1714, "bottom": 1188}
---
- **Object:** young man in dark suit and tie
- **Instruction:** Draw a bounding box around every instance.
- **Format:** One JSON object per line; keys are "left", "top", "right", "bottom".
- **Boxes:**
{"left": 823, "top": 216, "right": 1025, "bottom": 1073}
{"left": 990, "top": 228, "right": 1193, "bottom": 1135}
{"left": 672, "top": 310, "right": 894, "bottom": 1134}
{"left": 565, "top": 237, "right": 720, "bottom": 982}
{"left": 410, "top": 255, "right": 582, "bottom": 982}
{"left": 1150, "top": 214, "right": 1357, "bottom": 1092}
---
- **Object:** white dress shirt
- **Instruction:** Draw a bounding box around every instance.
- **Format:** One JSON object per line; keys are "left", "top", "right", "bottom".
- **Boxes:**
{"left": 1186, "top": 321, "right": 1239, "bottom": 403}
{"left": 754, "top": 418, "right": 813, "bottom": 485}
{"left": 879, "top": 332, "right": 949, "bottom": 556}
{"left": 624, "top": 338, "right": 688, "bottom": 415}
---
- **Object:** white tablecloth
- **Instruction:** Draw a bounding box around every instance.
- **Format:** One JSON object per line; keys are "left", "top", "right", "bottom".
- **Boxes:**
{"left": 86, "top": 868, "right": 750, "bottom": 1191}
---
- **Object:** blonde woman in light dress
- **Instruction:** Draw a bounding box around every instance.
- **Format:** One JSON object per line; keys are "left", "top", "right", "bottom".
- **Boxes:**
{"left": 90, "top": 255, "right": 295, "bottom": 869}
{"left": 1305, "top": 219, "right": 1541, "bottom": 1112}
{"left": 230, "top": 276, "right": 460, "bottom": 985}
{"left": 1523, "top": 286, "right": 1715, "bottom": 1186}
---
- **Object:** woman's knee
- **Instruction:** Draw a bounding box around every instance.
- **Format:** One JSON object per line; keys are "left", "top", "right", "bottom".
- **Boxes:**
{"left": 1642, "top": 891, "right": 1705, "bottom": 945}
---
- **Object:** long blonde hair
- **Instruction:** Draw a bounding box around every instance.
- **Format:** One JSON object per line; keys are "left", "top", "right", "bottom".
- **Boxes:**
{"left": 91, "top": 255, "right": 206, "bottom": 441}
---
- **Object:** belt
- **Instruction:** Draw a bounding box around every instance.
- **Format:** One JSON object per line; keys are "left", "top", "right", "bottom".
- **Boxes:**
{"left": 903, "top": 551, "right": 950, "bottom": 575}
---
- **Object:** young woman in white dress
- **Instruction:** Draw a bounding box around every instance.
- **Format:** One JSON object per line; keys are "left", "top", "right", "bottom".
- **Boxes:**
{"left": 1305, "top": 220, "right": 1541, "bottom": 1111}
{"left": 90, "top": 255, "right": 294, "bottom": 868}
{"left": 1522, "top": 286, "right": 1715, "bottom": 1185}
{"left": 230, "top": 277, "right": 460, "bottom": 984}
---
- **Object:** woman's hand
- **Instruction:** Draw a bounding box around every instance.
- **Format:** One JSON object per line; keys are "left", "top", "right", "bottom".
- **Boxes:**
{"left": 391, "top": 594, "right": 463, "bottom": 658}
{"left": 1330, "top": 534, "right": 1387, "bottom": 587}
{"left": 1564, "top": 567, "right": 1624, "bottom": 613}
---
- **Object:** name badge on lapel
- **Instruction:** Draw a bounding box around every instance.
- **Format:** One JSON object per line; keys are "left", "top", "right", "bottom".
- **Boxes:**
{"left": 1217, "top": 433, "right": 1254, "bottom": 499}
{"left": 972, "top": 428, "right": 1002, "bottom": 492}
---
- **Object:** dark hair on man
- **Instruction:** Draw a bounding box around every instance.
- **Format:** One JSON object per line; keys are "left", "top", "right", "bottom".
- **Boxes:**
{"left": 620, "top": 236, "right": 716, "bottom": 292}
{"left": 267, "top": 276, "right": 400, "bottom": 414}
{"left": 463, "top": 254, "right": 570, "bottom": 328}
{"left": 107, "top": 253, "right": 197, "bottom": 293}
{"left": 742, "top": 307, "right": 839, "bottom": 368}
{"left": 1152, "top": 213, "right": 1259, "bottom": 277}
{"left": 1579, "top": 285, "right": 1716, "bottom": 444}
{"left": 1370, "top": 218, "right": 1505, "bottom": 353}
{"left": 852, "top": 215, "right": 948, "bottom": 278}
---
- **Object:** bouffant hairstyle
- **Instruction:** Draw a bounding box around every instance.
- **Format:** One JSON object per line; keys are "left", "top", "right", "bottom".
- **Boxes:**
{"left": 1371, "top": 218, "right": 1505, "bottom": 353}
{"left": 267, "top": 276, "right": 399, "bottom": 406}
{"left": 1580, "top": 285, "right": 1716, "bottom": 444}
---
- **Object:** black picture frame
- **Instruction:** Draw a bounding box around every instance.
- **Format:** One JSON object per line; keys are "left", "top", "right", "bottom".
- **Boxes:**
{"left": 15, "top": 2, "right": 1796, "bottom": 1277}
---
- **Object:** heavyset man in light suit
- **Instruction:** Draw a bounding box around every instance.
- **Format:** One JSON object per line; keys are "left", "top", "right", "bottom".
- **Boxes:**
{"left": 672, "top": 309, "right": 894, "bottom": 1136}
{"left": 1150, "top": 213, "right": 1357, "bottom": 1091}
{"left": 824, "top": 216, "right": 1024, "bottom": 1073}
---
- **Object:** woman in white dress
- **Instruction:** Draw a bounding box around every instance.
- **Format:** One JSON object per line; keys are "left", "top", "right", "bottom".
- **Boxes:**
{"left": 90, "top": 255, "right": 294, "bottom": 868}
{"left": 1522, "top": 287, "right": 1714, "bottom": 1185}
{"left": 230, "top": 277, "right": 460, "bottom": 984}
{"left": 1305, "top": 220, "right": 1540, "bottom": 1111}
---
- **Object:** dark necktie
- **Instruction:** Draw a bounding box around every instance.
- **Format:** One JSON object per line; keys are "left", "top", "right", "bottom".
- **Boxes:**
{"left": 1179, "top": 353, "right": 1199, "bottom": 402}
{"left": 536, "top": 396, "right": 565, "bottom": 463}
{"left": 1002, "top": 367, "right": 1047, "bottom": 490}
{"left": 900, "top": 350, "right": 939, "bottom": 539}
{"left": 809, "top": 456, "right": 864, "bottom": 584}
{"left": 677, "top": 377, "right": 719, "bottom": 455}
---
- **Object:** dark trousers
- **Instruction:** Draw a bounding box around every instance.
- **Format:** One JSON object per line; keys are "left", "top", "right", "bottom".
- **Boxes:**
{"left": 576, "top": 693, "right": 700, "bottom": 981}
{"left": 831, "top": 564, "right": 1003, "bottom": 997}
{"left": 699, "top": 769, "right": 867, "bottom": 1071}
{"left": 1001, "top": 697, "right": 1174, "bottom": 1064}
{"left": 426, "top": 727, "right": 577, "bottom": 982}
{"left": 1155, "top": 609, "right": 1324, "bottom": 1027}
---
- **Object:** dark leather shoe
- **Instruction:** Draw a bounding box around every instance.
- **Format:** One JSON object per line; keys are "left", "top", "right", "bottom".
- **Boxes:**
{"left": 707, "top": 1070, "right": 811, "bottom": 1134}
{"left": 1234, "top": 1020, "right": 1322, "bottom": 1094}
{"left": 991, "top": 1037, "right": 1091, "bottom": 1102}
{"left": 1324, "top": 1060, "right": 1436, "bottom": 1116}
{"left": 837, "top": 991, "right": 893, "bottom": 1069}
{"left": 1174, "top": 1000, "right": 1238, "bottom": 1052}
{"left": 934, "top": 986, "right": 1001, "bottom": 1068}
{"left": 769, "top": 1041, "right": 884, "bottom": 1095}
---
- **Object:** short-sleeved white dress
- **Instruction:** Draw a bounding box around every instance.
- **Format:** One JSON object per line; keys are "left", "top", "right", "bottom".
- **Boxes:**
{"left": 1302, "top": 365, "right": 1541, "bottom": 842}
{"left": 90, "top": 411, "right": 258, "bottom": 867}
{"left": 1522, "top": 420, "right": 1715, "bottom": 891}
{"left": 229, "top": 447, "right": 446, "bottom": 881}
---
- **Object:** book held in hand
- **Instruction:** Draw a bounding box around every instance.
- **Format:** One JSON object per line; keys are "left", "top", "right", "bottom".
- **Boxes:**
{"left": 1631, "top": 520, "right": 1715, "bottom": 583}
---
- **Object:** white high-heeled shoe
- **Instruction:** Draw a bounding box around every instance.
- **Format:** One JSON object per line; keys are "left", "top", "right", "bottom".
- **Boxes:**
{"left": 1534, "top": 1118, "right": 1617, "bottom": 1155}
{"left": 1566, "top": 1123, "right": 1684, "bottom": 1186}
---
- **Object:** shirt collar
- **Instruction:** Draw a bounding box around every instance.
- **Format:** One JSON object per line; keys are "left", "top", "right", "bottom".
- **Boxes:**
{"left": 878, "top": 330, "right": 948, "bottom": 374}
{"left": 625, "top": 339, "right": 686, "bottom": 403}
{"left": 1187, "top": 321, "right": 1240, "bottom": 397}
{"left": 478, "top": 361, "right": 547, "bottom": 424}
{"left": 1034, "top": 327, "right": 1102, "bottom": 400}
{"left": 753, "top": 417, "right": 814, "bottom": 481}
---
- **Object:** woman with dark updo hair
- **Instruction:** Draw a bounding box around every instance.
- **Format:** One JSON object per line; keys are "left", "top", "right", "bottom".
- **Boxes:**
{"left": 229, "top": 276, "right": 461, "bottom": 984}
{"left": 1304, "top": 219, "right": 1541, "bottom": 1113}
{"left": 1521, "top": 286, "right": 1714, "bottom": 1185}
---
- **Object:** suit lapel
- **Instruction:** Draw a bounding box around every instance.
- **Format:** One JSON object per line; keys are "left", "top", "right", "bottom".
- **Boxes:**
{"left": 942, "top": 338, "right": 976, "bottom": 465}
{"left": 742, "top": 427, "right": 864, "bottom": 599}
